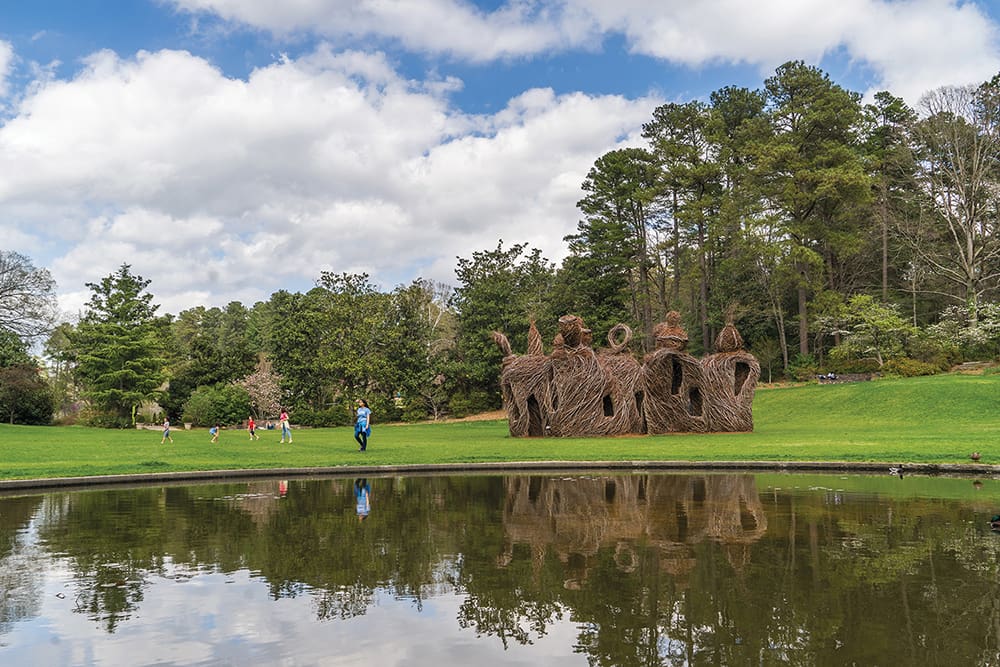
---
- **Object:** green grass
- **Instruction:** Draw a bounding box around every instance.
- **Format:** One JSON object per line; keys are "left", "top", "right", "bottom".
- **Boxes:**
{"left": 1, "top": 373, "right": 998, "bottom": 481}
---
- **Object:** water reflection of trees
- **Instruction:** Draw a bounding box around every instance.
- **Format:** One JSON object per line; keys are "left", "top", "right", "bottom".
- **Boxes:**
{"left": 3, "top": 474, "right": 1000, "bottom": 664}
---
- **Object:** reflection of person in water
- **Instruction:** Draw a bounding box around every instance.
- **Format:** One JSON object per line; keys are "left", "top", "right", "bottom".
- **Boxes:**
{"left": 354, "top": 478, "right": 371, "bottom": 520}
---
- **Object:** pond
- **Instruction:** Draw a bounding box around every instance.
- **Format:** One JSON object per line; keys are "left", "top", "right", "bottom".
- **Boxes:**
{"left": 1, "top": 471, "right": 1000, "bottom": 666}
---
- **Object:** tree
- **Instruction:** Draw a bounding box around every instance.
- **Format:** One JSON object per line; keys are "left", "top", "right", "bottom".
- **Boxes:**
{"left": 862, "top": 92, "right": 918, "bottom": 302}
{"left": 235, "top": 355, "right": 283, "bottom": 420}
{"left": 901, "top": 78, "right": 1000, "bottom": 321}
{"left": 831, "top": 295, "right": 915, "bottom": 367}
{"left": 572, "top": 148, "right": 663, "bottom": 350}
{"left": 161, "top": 302, "right": 256, "bottom": 418}
{"left": 757, "top": 61, "right": 871, "bottom": 357}
{"left": 0, "top": 363, "right": 53, "bottom": 424}
{"left": 0, "top": 327, "right": 32, "bottom": 367}
{"left": 71, "top": 265, "right": 167, "bottom": 427}
{"left": 643, "top": 101, "right": 723, "bottom": 350}
{"left": 0, "top": 251, "right": 57, "bottom": 340}
{"left": 180, "top": 383, "right": 250, "bottom": 427}
{"left": 451, "top": 241, "right": 555, "bottom": 403}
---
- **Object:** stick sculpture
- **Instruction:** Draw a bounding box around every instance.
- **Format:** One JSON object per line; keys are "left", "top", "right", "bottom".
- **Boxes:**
{"left": 494, "top": 312, "right": 760, "bottom": 437}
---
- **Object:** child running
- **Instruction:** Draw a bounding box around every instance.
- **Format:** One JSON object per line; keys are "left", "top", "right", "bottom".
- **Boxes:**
{"left": 247, "top": 416, "right": 259, "bottom": 441}
{"left": 161, "top": 418, "right": 173, "bottom": 444}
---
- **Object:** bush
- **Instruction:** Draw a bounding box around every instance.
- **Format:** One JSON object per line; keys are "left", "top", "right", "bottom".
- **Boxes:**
{"left": 401, "top": 399, "right": 428, "bottom": 423}
{"left": 826, "top": 354, "right": 882, "bottom": 374}
{"left": 787, "top": 354, "right": 819, "bottom": 382}
{"left": 0, "top": 364, "right": 54, "bottom": 425}
{"left": 448, "top": 390, "right": 498, "bottom": 418}
{"left": 80, "top": 410, "right": 132, "bottom": 429}
{"left": 881, "top": 357, "right": 941, "bottom": 377}
{"left": 906, "top": 332, "right": 960, "bottom": 371}
{"left": 292, "top": 406, "right": 351, "bottom": 428}
{"left": 182, "top": 384, "right": 251, "bottom": 426}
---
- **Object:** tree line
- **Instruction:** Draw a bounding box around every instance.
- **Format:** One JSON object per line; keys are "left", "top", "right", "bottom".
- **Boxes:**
{"left": 1, "top": 60, "right": 999, "bottom": 426}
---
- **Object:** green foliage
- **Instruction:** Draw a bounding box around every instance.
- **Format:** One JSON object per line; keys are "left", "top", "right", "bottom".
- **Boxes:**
{"left": 0, "top": 328, "right": 31, "bottom": 367}
{"left": 825, "top": 351, "right": 882, "bottom": 374}
{"left": 925, "top": 304, "right": 1000, "bottom": 361}
{"left": 447, "top": 390, "right": 495, "bottom": 419}
{"left": 834, "top": 295, "right": 915, "bottom": 366}
{"left": 880, "top": 358, "right": 940, "bottom": 378}
{"left": 0, "top": 363, "right": 53, "bottom": 424}
{"left": 181, "top": 384, "right": 250, "bottom": 426}
{"left": 451, "top": 241, "right": 555, "bottom": 401}
{"left": 566, "top": 147, "right": 663, "bottom": 348}
{"left": 292, "top": 406, "right": 351, "bottom": 428}
{"left": 904, "top": 330, "right": 961, "bottom": 371}
{"left": 787, "top": 353, "right": 819, "bottom": 382}
{"left": 71, "top": 265, "right": 167, "bottom": 426}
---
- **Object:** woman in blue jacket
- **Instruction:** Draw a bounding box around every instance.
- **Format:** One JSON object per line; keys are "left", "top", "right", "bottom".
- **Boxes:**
{"left": 354, "top": 399, "right": 372, "bottom": 451}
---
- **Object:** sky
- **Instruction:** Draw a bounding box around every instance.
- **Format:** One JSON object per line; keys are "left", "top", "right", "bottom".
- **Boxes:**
{"left": 2, "top": 0, "right": 999, "bottom": 319}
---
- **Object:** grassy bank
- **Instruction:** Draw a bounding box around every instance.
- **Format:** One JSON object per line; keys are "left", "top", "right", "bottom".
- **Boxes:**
{"left": 1, "top": 373, "right": 998, "bottom": 481}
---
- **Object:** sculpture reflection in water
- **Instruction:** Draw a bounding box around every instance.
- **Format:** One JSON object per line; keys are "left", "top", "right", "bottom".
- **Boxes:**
{"left": 3, "top": 474, "right": 1000, "bottom": 666}
{"left": 498, "top": 475, "right": 766, "bottom": 586}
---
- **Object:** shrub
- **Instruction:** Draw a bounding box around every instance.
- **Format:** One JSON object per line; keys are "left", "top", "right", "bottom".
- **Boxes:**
{"left": 80, "top": 410, "right": 132, "bottom": 429}
{"left": 448, "top": 390, "right": 498, "bottom": 418}
{"left": 881, "top": 357, "right": 940, "bottom": 377}
{"left": 401, "top": 398, "right": 428, "bottom": 423}
{"left": 182, "top": 384, "right": 251, "bottom": 426}
{"left": 906, "top": 332, "right": 960, "bottom": 371}
{"left": 292, "top": 406, "right": 351, "bottom": 428}
{"left": 787, "top": 354, "right": 819, "bottom": 382}
{"left": 826, "top": 352, "right": 882, "bottom": 374}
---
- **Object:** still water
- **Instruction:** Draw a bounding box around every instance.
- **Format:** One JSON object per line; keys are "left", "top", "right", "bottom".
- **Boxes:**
{"left": 1, "top": 472, "right": 999, "bottom": 666}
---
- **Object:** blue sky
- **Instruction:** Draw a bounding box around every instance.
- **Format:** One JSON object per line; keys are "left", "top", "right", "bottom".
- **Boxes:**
{"left": 2, "top": 0, "right": 999, "bottom": 317}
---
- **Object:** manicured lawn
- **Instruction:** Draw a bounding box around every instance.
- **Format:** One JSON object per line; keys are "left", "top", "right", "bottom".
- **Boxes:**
{"left": 1, "top": 373, "right": 998, "bottom": 480}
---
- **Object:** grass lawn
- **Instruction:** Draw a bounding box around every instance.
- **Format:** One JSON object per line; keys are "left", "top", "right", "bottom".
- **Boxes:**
{"left": 1, "top": 372, "right": 998, "bottom": 481}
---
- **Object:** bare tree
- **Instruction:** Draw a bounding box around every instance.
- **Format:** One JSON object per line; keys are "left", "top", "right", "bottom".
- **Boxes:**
{"left": 903, "top": 80, "right": 1000, "bottom": 322}
{"left": 0, "top": 250, "right": 57, "bottom": 340}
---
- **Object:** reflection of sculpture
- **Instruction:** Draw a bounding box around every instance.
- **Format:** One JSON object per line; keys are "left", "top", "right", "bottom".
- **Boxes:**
{"left": 499, "top": 474, "right": 767, "bottom": 584}
{"left": 494, "top": 312, "right": 760, "bottom": 436}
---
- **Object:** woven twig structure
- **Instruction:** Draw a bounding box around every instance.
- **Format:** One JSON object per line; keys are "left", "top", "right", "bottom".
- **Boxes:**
{"left": 494, "top": 311, "right": 759, "bottom": 437}
{"left": 641, "top": 348, "right": 708, "bottom": 433}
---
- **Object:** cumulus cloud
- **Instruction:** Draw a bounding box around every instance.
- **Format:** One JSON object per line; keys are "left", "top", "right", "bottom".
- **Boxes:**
{"left": 166, "top": 0, "right": 1000, "bottom": 101}
{"left": 0, "top": 46, "right": 655, "bottom": 316}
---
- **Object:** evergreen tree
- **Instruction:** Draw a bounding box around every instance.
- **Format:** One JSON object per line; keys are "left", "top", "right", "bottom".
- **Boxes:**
{"left": 72, "top": 264, "right": 167, "bottom": 427}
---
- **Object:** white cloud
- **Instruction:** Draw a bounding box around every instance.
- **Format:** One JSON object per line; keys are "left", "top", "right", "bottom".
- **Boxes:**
{"left": 0, "top": 46, "right": 655, "bottom": 316}
{"left": 166, "top": 0, "right": 1000, "bottom": 101}
{"left": 0, "top": 40, "right": 14, "bottom": 98}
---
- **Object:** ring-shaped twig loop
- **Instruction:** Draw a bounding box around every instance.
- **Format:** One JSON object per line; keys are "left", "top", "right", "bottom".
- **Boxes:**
{"left": 607, "top": 323, "right": 632, "bottom": 353}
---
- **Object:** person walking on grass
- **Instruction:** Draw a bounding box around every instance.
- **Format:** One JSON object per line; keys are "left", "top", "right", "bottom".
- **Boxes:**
{"left": 247, "top": 416, "right": 259, "bottom": 441}
{"left": 161, "top": 418, "right": 173, "bottom": 444}
{"left": 354, "top": 399, "right": 372, "bottom": 452}
{"left": 210, "top": 424, "right": 220, "bottom": 443}
{"left": 279, "top": 409, "right": 292, "bottom": 443}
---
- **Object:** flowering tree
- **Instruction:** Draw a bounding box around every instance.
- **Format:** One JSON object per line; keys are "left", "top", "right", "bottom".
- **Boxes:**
{"left": 234, "top": 355, "right": 283, "bottom": 419}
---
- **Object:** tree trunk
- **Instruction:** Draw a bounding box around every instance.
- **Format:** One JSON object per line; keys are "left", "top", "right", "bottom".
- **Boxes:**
{"left": 798, "top": 285, "right": 809, "bottom": 357}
